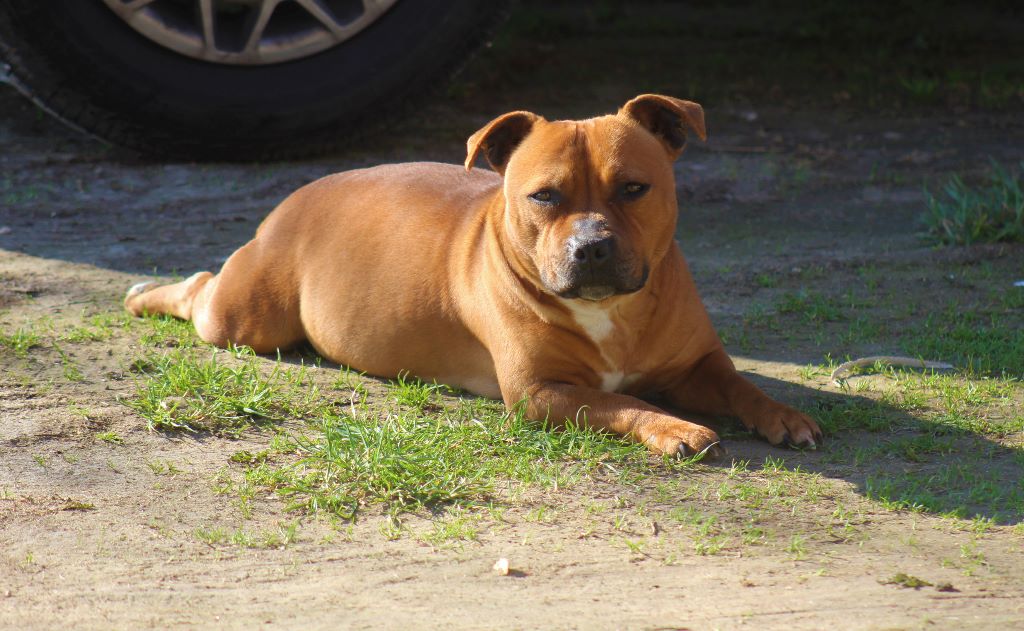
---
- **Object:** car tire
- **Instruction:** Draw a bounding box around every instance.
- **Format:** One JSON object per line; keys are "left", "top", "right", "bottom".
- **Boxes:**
{"left": 0, "top": 0, "right": 508, "bottom": 160}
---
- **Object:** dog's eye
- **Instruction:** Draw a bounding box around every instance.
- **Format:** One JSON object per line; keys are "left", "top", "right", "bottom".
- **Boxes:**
{"left": 622, "top": 182, "right": 650, "bottom": 199}
{"left": 529, "top": 190, "right": 559, "bottom": 205}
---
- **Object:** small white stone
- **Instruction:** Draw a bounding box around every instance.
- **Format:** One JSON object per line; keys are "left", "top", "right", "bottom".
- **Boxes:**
{"left": 492, "top": 558, "right": 510, "bottom": 576}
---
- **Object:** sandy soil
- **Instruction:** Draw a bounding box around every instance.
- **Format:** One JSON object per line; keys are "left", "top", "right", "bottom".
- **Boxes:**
{"left": 2, "top": 70, "right": 1023, "bottom": 631}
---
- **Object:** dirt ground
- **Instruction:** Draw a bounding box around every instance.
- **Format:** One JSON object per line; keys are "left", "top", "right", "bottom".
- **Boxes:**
{"left": 2, "top": 5, "right": 1024, "bottom": 629}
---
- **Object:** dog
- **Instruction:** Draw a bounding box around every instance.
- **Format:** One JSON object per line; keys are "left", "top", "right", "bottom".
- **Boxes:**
{"left": 125, "top": 94, "right": 822, "bottom": 456}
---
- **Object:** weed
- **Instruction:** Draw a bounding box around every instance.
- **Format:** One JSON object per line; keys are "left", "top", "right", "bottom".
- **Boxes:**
{"left": 230, "top": 450, "right": 269, "bottom": 465}
{"left": 125, "top": 346, "right": 328, "bottom": 434}
{"left": 194, "top": 526, "right": 229, "bottom": 545}
{"left": 0, "top": 327, "right": 41, "bottom": 357}
{"left": 417, "top": 512, "right": 480, "bottom": 549}
{"left": 96, "top": 431, "right": 124, "bottom": 445}
{"left": 922, "top": 160, "right": 1024, "bottom": 245}
{"left": 904, "top": 308, "right": 1023, "bottom": 377}
{"left": 147, "top": 460, "right": 183, "bottom": 476}
{"left": 389, "top": 371, "right": 443, "bottom": 410}
{"left": 786, "top": 534, "right": 808, "bottom": 560}
{"left": 138, "top": 314, "right": 198, "bottom": 348}
{"left": 776, "top": 291, "right": 843, "bottom": 323}
{"left": 227, "top": 521, "right": 299, "bottom": 548}
{"left": 51, "top": 341, "right": 83, "bottom": 382}
{"left": 62, "top": 500, "right": 96, "bottom": 511}
{"left": 881, "top": 572, "right": 932, "bottom": 589}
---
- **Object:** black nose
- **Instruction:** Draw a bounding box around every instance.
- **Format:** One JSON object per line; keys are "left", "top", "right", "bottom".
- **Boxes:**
{"left": 572, "top": 236, "right": 615, "bottom": 266}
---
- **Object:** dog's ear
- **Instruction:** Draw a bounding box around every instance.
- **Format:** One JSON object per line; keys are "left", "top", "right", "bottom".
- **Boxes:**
{"left": 465, "top": 111, "right": 541, "bottom": 175}
{"left": 620, "top": 94, "right": 706, "bottom": 159}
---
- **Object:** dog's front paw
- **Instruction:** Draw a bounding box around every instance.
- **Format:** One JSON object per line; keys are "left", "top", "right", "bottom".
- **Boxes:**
{"left": 745, "top": 402, "right": 823, "bottom": 449}
{"left": 634, "top": 416, "right": 723, "bottom": 459}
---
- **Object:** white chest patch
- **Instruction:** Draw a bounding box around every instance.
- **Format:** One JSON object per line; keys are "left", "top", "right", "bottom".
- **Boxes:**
{"left": 560, "top": 299, "right": 644, "bottom": 393}
{"left": 562, "top": 300, "right": 614, "bottom": 344}
{"left": 600, "top": 371, "right": 624, "bottom": 392}
{"left": 600, "top": 371, "right": 643, "bottom": 393}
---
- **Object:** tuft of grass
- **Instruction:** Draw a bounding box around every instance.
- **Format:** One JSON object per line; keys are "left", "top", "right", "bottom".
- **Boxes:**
{"left": 922, "top": 160, "right": 1024, "bottom": 245}
{"left": 137, "top": 314, "right": 199, "bottom": 348}
{"left": 124, "top": 346, "right": 330, "bottom": 435}
{"left": 416, "top": 512, "right": 481, "bottom": 549}
{"left": 229, "top": 450, "right": 269, "bottom": 465}
{"left": 776, "top": 291, "right": 843, "bottom": 323}
{"left": 786, "top": 534, "right": 808, "bottom": 560}
{"left": 881, "top": 572, "right": 933, "bottom": 589}
{"left": 389, "top": 371, "right": 444, "bottom": 411}
{"left": 95, "top": 431, "right": 124, "bottom": 445}
{"left": 0, "top": 327, "right": 42, "bottom": 358}
{"left": 61, "top": 312, "right": 130, "bottom": 343}
{"left": 148, "top": 460, "right": 183, "bottom": 476}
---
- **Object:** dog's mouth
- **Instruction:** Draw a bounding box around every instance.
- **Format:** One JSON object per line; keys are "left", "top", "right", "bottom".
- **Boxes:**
{"left": 550, "top": 267, "right": 649, "bottom": 302}
{"left": 577, "top": 285, "right": 617, "bottom": 301}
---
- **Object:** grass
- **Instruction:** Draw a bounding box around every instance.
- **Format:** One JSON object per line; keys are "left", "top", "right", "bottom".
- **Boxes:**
{"left": 881, "top": 572, "right": 932, "bottom": 589}
{"left": 95, "top": 431, "right": 124, "bottom": 445}
{"left": 245, "top": 396, "right": 657, "bottom": 519}
{"left": 904, "top": 307, "right": 1024, "bottom": 378}
{"left": 113, "top": 232, "right": 1022, "bottom": 551}
{"left": 923, "top": 160, "right": 1024, "bottom": 245}
{"left": 0, "top": 326, "right": 42, "bottom": 358}
{"left": 194, "top": 521, "right": 299, "bottom": 549}
{"left": 125, "top": 345, "right": 331, "bottom": 435}
{"left": 122, "top": 325, "right": 670, "bottom": 519}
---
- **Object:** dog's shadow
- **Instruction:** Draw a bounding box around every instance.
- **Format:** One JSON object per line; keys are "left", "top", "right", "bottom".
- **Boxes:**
{"left": 700, "top": 371, "right": 1024, "bottom": 525}
{"left": 280, "top": 348, "right": 1021, "bottom": 525}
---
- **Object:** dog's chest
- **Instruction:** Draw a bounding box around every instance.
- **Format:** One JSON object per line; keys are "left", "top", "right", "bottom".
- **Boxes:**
{"left": 563, "top": 301, "right": 643, "bottom": 393}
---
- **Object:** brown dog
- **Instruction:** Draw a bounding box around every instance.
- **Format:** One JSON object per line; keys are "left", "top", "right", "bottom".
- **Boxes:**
{"left": 125, "top": 94, "right": 822, "bottom": 456}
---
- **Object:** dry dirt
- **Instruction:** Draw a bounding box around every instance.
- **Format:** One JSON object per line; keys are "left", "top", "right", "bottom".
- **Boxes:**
{"left": 1, "top": 77, "right": 1023, "bottom": 631}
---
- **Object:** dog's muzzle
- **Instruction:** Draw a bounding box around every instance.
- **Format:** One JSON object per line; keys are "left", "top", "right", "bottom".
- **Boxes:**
{"left": 552, "top": 234, "right": 647, "bottom": 301}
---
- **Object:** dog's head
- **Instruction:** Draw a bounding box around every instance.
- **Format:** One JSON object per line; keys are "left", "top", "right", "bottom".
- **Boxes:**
{"left": 465, "top": 94, "right": 705, "bottom": 302}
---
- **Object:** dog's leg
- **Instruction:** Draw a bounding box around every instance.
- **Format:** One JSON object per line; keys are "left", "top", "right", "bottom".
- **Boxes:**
{"left": 663, "top": 348, "right": 822, "bottom": 448}
{"left": 124, "top": 240, "right": 305, "bottom": 353}
{"left": 124, "top": 272, "right": 214, "bottom": 320}
{"left": 519, "top": 383, "right": 722, "bottom": 457}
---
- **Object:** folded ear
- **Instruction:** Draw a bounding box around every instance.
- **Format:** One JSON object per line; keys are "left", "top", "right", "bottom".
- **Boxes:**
{"left": 465, "top": 111, "right": 541, "bottom": 175}
{"left": 619, "top": 94, "right": 706, "bottom": 159}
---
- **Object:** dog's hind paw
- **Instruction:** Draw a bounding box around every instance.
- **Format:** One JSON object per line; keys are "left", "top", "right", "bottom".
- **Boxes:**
{"left": 124, "top": 281, "right": 159, "bottom": 316}
{"left": 126, "top": 281, "right": 158, "bottom": 299}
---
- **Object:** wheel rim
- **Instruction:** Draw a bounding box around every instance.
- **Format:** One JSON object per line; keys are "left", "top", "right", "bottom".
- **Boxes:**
{"left": 101, "top": 0, "right": 400, "bottom": 65}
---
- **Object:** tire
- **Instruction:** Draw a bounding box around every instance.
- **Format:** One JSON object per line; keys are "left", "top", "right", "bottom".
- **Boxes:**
{"left": 0, "top": 0, "right": 509, "bottom": 160}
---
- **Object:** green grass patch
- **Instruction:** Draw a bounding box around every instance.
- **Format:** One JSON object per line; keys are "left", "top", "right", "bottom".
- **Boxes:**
{"left": 127, "top": 347, "right": 682, "bottom": 519}
{"left": 60, "top": 312, "right": 131, "bottom": 343}
{"left": 865, "top": 451, "right": 1024, "bottom": 522}
{"left": 95, "top": 431, "right": 124, "bottom": 445}
{"left": 137, "top": 314, "right": 199, "bottom": 348}
{"left": 776, "top": 291, "right": 844, "bottom": 323}
{"left": 0, "top": 326, "right": 42, "bottom": 358}
{"left": 125, "top": 346, "right": 331, "bottom": 435}
{"left": 247, "top": 396, "right": 659, "bottom": 518}
{"left": 904, "top": 309, "right": 1024, "bottom": 377}
{"left": 813, "top": 397, "right": 903, "bottom": 433}
{"left": 923, "top": 160, "right": 1024, "bottom": 245}
{"left": 195, "top": 521, "right": 299, "bottom": 548}
{"left": 881, "top": 572, "right": 933, "bottom": 589}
